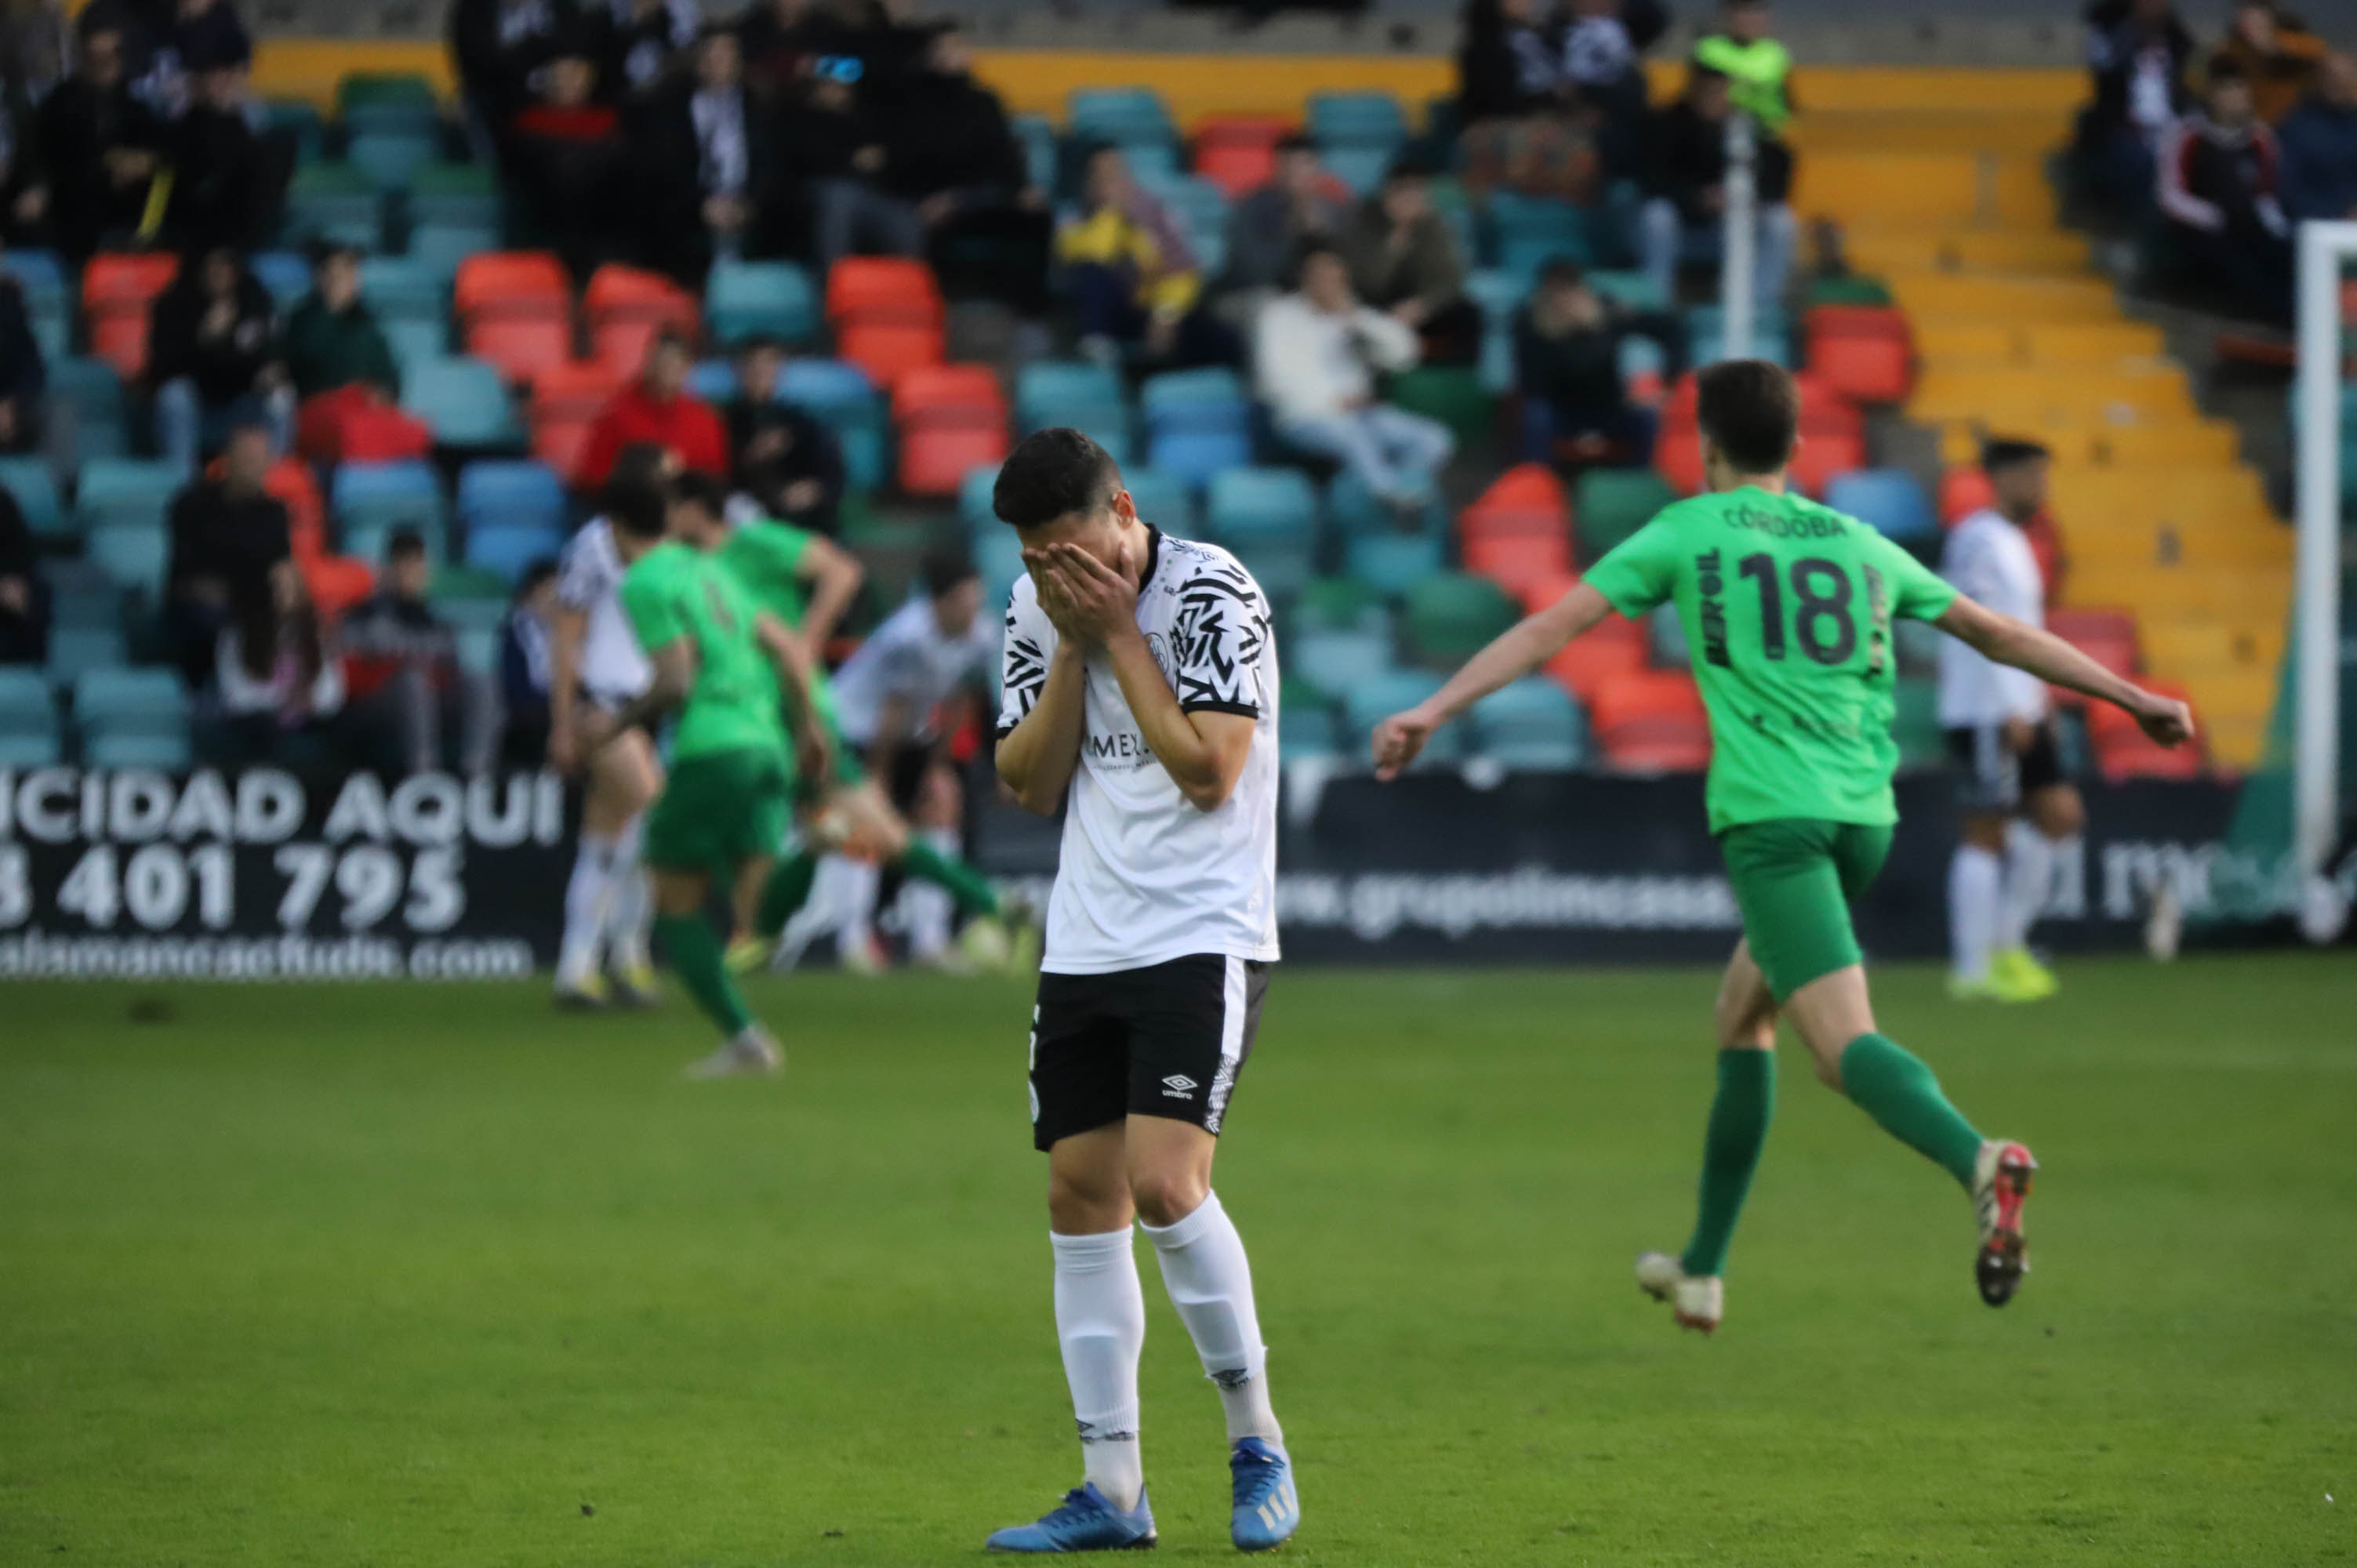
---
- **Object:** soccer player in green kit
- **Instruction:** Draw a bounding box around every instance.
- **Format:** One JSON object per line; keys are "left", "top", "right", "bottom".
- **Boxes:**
{"left": 576, "top": 473, "right": 832, "bottom": 1079}
{"left": 648, "top": 475, "right": 1022, "bottom": 975}
{"left": 1371, "top": 361, "right": 2195, "bottom": 1330}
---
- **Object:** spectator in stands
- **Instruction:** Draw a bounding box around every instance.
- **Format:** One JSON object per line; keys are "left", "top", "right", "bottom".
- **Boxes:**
{"left": 724, "top": 333, "right": 844, "bottom": 534}
{"left": 2280, "top": 53, "right": 2357, "bottom": 220}
{"left": 508, "top": 44, "right": 631, "bottom": 279}
{"left": 734, "top": 0, "right": 817, "bottom": 95}
{"left": 2206, "top": 2, "right": 2323, "bottom": 126}
{"left": 2159, "top": 64, "right": 2293, "bottom": 323}
{"left": 449, "top": 0, "right": 585, "bottom": 165}
{"left": 881, "top": 24, "right": 1048, "bottom": 311}
{"left": 281, "top": 241, "right": 398, "bottom": 402}
{"left": 1338, "top": 159, "right": 1478, "bottom": 365}
{"left": 1456, "top": 0, "right": 1595, "bottom": 206}
{"left": 165, "top": 417, "right": 292, "bottom": 688}
{"left": 1693, "top": 0, "right": 1794, "bottom": 135}
{"left": 600, "top": 0, "right": 698, "bottom": 97}
{"left": 0, "top": 249, "right": 45, "bottom": 454}
{"left": 215, "top": 563, "right": 342, "bottom": 766}
{"left": 165, "top": 0, "right": 250, "bottom": 107}
{"left": 32, "top": 20, "right": 163, "bottom": 263}
{"left": 0, "top": 1, "right": 69, "bottom": 108}
{"left": 340, "top": 527, "right": 499, "bottom": 776}
{"left": 780, "top": 53, "right": 920, "bottom": 272}
{"left": 150, "top": 246, "right": 289, "bottom": 473}
{"left": 2074, "top": 0, "right": 2194, "bottom": 223}
{"left": 1058, "top": 143, "right": 1236, "bottom": 370}
{"left": 1224, "top": 135, "right": 1348, "bottom": 300}
{"left": 0, "top": 481, "right": 45, "bottom": 664}
{"left": 499, "top": 556, "right": 557, "bottom": 767}
{"left": 0, "top": 103, "right": 52, "bottom": 248}
{"left": 1514, "top": 259, "right": 1674, "bottom": 469}
{"left": 1639, "top": 66, "right": 1797, "bottom": 309}
{"left": 169, "top": 43, "right": 292, "bottom": 254}
{"left": 1556, "top": 0, "right": 1669, "bottom": 177}
{"left": 1255, "top": 241, "right": 1452, "bottom": 515}
{"left": 637, "top": 27, "right": 781, "bottom": 284}
{"left": 576, "top": 328, "right": 728, "bottom": 488}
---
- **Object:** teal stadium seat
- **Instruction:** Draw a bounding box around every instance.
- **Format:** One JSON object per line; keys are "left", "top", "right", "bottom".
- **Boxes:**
{"left": 402, "top": 355, "right": 522, "bottom": 447}
{"left": 778, "top": 359, "right": 887, "bottom": 494}
{"left": 286, "top": 163, "right": 383, "bottom": 251}
{"left": 706, "top": 260, "right": 818, "bottom": 345}
{"left": 1326, "top": 470, "right": 1444, "bottom": 535}
{"left": 360, "top": 255, "right": 450, "bottom": 326}
{"left": 1280, "top": 698, "right": 1341, "bottom": 760}
{"left": 1306, "top": 91, "right": 1408, "bottom": 150}
{"left": 45, "top": 626, "right": 126, "bottom": 684}
{"left": 0, "top": 456, "right": 64, "bottom": 537}
{"left": 958, "top": 465, "right": 1001, "bottom": 536}
{"left": 1295, "top": 575, "right": 1390, "bottom": 635}
{"left": 262, "top": 99, "right": 325, "bottom": 163}
{"left": 249, "top": 249, "right": 311, "bottom": 310}
{"left": 1345, "top": 530, "right": 1445, "bottom": 597}
{"left": 85, "top": 522, "right": 169, "bottom": 600}
{"left": 1650, "top": 604, "right": 1690, "bottom": 669}
{"left": 1206, "top": 468, "right": 1320, "bottom": 600}
{"left": 350, "top": 129, "right": 441, "bottom": 193}
{"left": 332, "top": 459, "right": 448, "bottom": 544}
{"left": 1012, "top": 114, "right": 1059, "bottom": 195}
{"left": 405, "top": 223, "right": 501, "bottom": 279}
{"left": 336, "top": 72, "right": 442, "bottom": 140}
{"left": 75, "top": 459, "right": 182, "bottom": 534}
{"left": 1825, "top": 469, "right": 1937, "bottom": 544}
{"left": 408, "top": 162, "right": 501, "bottom": 231}
{"left": 1403, "top": 572, "right": 1519, "bottom": 663}
{"left": 456, "top": 459, "right": 565, "bottom": 534}
{"left": 1014, "top": 360, "right": 1132, "bottom": 461}
{"left": 1289, "top": 628, "right": 1393, "bottom": 700}
{"left": 1140, "top": 368, "right": 1251, "bottom": 488}
{"left": 49, "top": 359, "right": 129, "bottom": 459}
{"left": 1343, "top": 669, "right": 1458, "bottom": 765}
{"left": 1470, "top": 677, "right": 1585, "bottom": 768}
{"left": 74, "top": 667, "right": 190, "bottom": 771}
{"left": 1069, "top": 88, "right": 1178, "bottom": 169}
{"left": 0, "top": 667, "right": 60, "bottom": 767}
{"left": 1115, "top": 466, "right": 1196, "bottom": 533}
{"left": 467, "top": 523, "right": 563, "bottom": 585}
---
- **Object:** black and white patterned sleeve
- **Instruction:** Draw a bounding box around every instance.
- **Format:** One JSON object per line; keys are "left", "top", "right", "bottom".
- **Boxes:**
{"left": 1170, "top": 556, "right": 1270, "bottom": 719}
{"left": 996, "top": 578, "right": 1057, "bottom": 739}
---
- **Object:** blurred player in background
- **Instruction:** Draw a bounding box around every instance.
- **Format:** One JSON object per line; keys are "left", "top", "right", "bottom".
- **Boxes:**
{"left": 1939, "top": 439, "right": 2085, "bottom": 1003}
{"left": 578, "top": 472, "right": 831, "bottom": 1078}
{"left": 545, "top": 443, "right": 674, "bottom": 1010}
{"left": 1374, "top": 362, "right": 2194, "bottom": 1333}
{"left": 806, "top": 548, "right": 1003, "bottom": 972}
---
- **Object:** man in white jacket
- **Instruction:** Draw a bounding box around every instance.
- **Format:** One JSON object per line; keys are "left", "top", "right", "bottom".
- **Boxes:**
{"left": 1252, "top": 242, "right": 1454, "bottom": 512}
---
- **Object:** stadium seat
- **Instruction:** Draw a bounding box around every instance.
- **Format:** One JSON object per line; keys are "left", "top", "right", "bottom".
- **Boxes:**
{"left": 350, "top": 128, "right": 439, "bottom": 193}
{"left": 45, "top": 624, "right": 126, "bottom": 684}
{"left": 1787, "top": 429, "right": 1869, "bottom": 497}
{"left": 1342, "top": 669, "right": 1459, "bottom": 765}
{"left": 836, "top": 310, "right": 945, "bottom": 390}
{"left": 2046, "top": 608, "right": 2141, "bottom": 680}
{"left": 1068, "top": 88, "right": 1178, "bottom": 169}
{"left": 286, "top": 162, "right": 383, "bottom": 250}
{"left": 778, "top": 358, "right": 888, "bottom": 493}
{"left": 249, "top": 250, "right": 311, "bottom": 310}
{"left": 825, "top": 256, "right": 942, "bottom": 321}
{"left": 1290, "top": 627, "right": 1393, "bottom": 699}
{"left": 1589, "top": 670, "right": 1710, "bottom": 772}
{"left": 8, "top": 249, "right": 71, "bottom": 362}
{"left": 1542, "top": 612, "right": 1646, "bottom": 702}
{"left": 332, "top": 459, "right": 447, "bottom": 541}
{"left": 455, "top": 251, "right": 569, "bottom": 317}
{"left": 47, "top": 358, "right": 127, "bottom": 459}
{"left": 1135, "top": 172, "right": 1231, "bottom": 276}
{"left": 1403, "top": 573, "right": 1518, "bottom": 663}
{"left": 1470, "top": 677, "right": 1586, "bottom": 769}
{"left": 342, "top": 518, "right": 444, "bottom": 568}
{"left": 0, "top": 456, "right": 64, "bottom": 538}
{"left": 1806, "top": 304, "right": 1913, "bottom": 405}
{"left": 74, "top": 667, "right": 190, "bottom": 770}
{"left": 465, "top": 314, "right": 574, "bottom": 387}
{"left": 892, "top": 364, "right": 1009, "bottom": 497}
{"left": 1575, "top": 469, "right": 1674, "bottom": 560}
{"left": 406, "top": 221, "right": 503, "bottom": 281}
{"left": 584, "top": 265, "right": 700, "bottom": 372}
{"left": 336, "top": 71, "right": 442, "bottom": 143}
{"left": 1193, "top": 114, "right": 1291, "bottom": 198}
{"left": 1892, "top": 677, "right": 1944, "bottom": 768}
{"left": 1345, "top": 529, "right": 1445, "bottom": 598}
{"left": 706, "top": 260, "right": 818, "bottom": 346}
{"left": 1938, "top": 465, "right": 1996, "bottom": 524}
{"left": 1385, "top": 366, "right": 1491, "bottom": 448}
{"left": 0, "top": 667, "right": 60, "bottom": 766}
{"left": 408, "top": 162, "right": 500, "bottom": 230}
{"left": 383, "top": 317, "right": 451, "bottom": 376}
{"left": 75, "top": 459, "right": 182, "bottom": 533}
{"left": 957, "top": 464, "right": 1001, "bottom": 535}
{"left": 1324, "top": 470, "right": 1443, "bottom": 537}
{"left": 1280, "top": 696, "right": 1341, "bottom": 760}
{"left": 2088, "top": 679, "right": 2201, "bottom": 779}
{"left": 1140, "top": 372, "right": 1252, "bottom": 488}
{"left": 1649, "top": 604, "right": 1690, "bottom": 669}
{"left": 85, "top": 522, "right": 168, "bottom": 600}
{"left": 1117, "top": 466, "right": 1197, "bottom": 532}
{"left": 1015, "top": 360, "right": 1132, "bottom": 459}
{"left": 82, "top": 252, "right": 180, "bottom": 382}
{"left": 263, "top": 97, "right": 325, "bottom": 162}
{"left": 1011, "top": 113, "right": 1059, "bottom": 196}
{"left": 402, "top": 355, "right": 523, "bottom": 447}
{"left": 1461, "top": 530, "right": 1572, "bottom": 589}
{"left": 973, "top": 526, "right": 1026, "bottom": 609}
{"left": 467, "top": 522, "right": 565, "bottom": 585}
{"left": 1306, "top": 91, "right": 1407, "bottom": 151}
{"left": 456, "top": 459, "right": 567, "bottom": 535}
{"left": 1824, "top": 470, "right": 1937, "bottom": 543}
{"left": 361, "top": 255, "right": 449, "bottom": 325}
{"left": 1295, "top": 576, "right": 1389, "bottom": 634}
{"left": 1207, "top": 468, "right": 1320, "bottom": 600}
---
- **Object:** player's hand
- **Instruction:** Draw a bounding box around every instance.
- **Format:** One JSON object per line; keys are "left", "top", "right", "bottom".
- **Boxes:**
{"left": 795, "top": 725, "right": 833, "bottom": 783}
{"left": 1027, "top": 557, "right": 1085, "bottom": 640}
{"left": 1026, "top": 543, "right": 1136, "bottom": 644}
{"left": 1371, "top": 705, "right": 1437, "bottom": 780}
{"left": 2130, "top": 690, "right": 2196, "bottom": 750}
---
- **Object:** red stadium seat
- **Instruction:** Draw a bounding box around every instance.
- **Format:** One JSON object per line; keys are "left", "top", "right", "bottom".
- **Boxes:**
{"left": 1656, "top": 427, "right": 1705, "bottom": 493}
{"left": 301, "top": 554, "right": 377, "bottom": 620}
{"left": 894, "top": 362, "right": 1008, "bottom": 495}
{"left": 1193, "top": 115, "right": 1293, "bottom": 197}
{"left": 1543, "top": 613, "right": 1647, "bottom": 702}
{"left": 82, "top": 252, "right": 181, "bottom": 381}
{"left": 530, "top": 360, "right": 627, "bottom": 485}
{"left": 1804, "top": 305, "right": 1913, "bottom": 405}
{"left": 1462, "top": 529, "right": 1574, "bottom": 588}
{"left": 2088, "top": 678, "right": 2201, "bottom": 779}
{"left": 838, "top": 312, "right": 945, "bottom": 390}
{"left": 1589, "top": 670, "right": 1711, "bottom": 772}
{"left": 466, "top": 314, "right": 575, "bottom": 386}
{"left": 584, "top": 265, "right": 699, "bottom": 372}
{"left": 1469, "top": 462, "right": 1569, "bottom": 517}
{"left": 2045, "top": 607, "right": 2141, "bottom": 692}
{"left": 826, "top": 256, "right": 942, "bottom": 321}
{"left": 1938, "top": 464, "right": 1996, "bottom": 524}
{"left": 1515, "top": 570, "right": 1581, "bottom": 618}
{"left": 454, "top": 252, "right": 569, "bottom": 317}
{"left": 1789, "top": 430, "right": 1868, "bottom": 495}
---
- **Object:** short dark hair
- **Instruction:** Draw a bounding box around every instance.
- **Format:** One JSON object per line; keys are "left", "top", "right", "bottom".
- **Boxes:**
{"left": 1538, "top": 257, "right": 1586, "bottom": 289}
{"left": 386, "top": 526, "right": 427, "bottom": 561}
{"left": 671, "top": 470, "right": 728, "bottom": 515}
{"left": 1695, "top": 359, "right": 1800, "bottom": 474}
{"left": 1382, "top": 155, "right": 1434, "bottom": 187}
{"left": 993, "top": 429, "right": 1120, "bottom": 529}
{"left": 921, "top": 546, "right": 979, "bottom": 598}
{"left": 648, "top": 327, "right": 693, "bottom": 360}
{"left": 606, "top": 474, "right": 671, "bottom": 541}
{"left": 516, "top": 557, "right": 559, "bottom": 600}
{"left": 605, "top": 441, "right": 669, "bottom": 505}
{"left": 2208, "top": 60, "right": 2250, "bottom": 88}
{"left": 1981, "top": 437, "right": 2050, "bottom": 474}
{"left": 307, "top": 238, "right": 360, "bottom": 270}
{"left": 1292, "top": 238, "right": 1348, "bottom": 287}
{"left": 1689, "top": 63, "right": 1731, "bottom": 89}
{"left": 1275, "top": 132, "right": 1316, "bottom": 156}
{"left": 734, "top": 332, "right": 789, "bottom": 358}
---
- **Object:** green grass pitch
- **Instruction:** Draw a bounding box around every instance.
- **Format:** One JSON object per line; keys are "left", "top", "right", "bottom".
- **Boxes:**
{"left": 3, "top": 953, "right": 2353, "bottom": 1566}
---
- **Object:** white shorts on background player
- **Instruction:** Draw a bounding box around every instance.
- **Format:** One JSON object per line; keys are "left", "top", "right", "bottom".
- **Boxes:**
{"left": 995, "top": 529, "right": 1281, "bottom": 975}
{"left": 1937, "top": 508, "right": 2047, "bottom": 730}
{"left": 555, "top": 518, "right": 652, "bottom": 708}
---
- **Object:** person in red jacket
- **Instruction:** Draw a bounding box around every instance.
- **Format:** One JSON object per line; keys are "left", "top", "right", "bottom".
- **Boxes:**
{"left": 574, "top": 330, "right": 729, "bottom": 489}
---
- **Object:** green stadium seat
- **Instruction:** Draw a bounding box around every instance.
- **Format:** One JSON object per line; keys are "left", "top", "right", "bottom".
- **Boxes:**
{"left": 0, "top": 456, "right": 65, "bottom": 537}
{"left": 1574, "top": 469, "right": 1674, "bottom": 559}
{"left": 76, "top": 459, "right": 183, "bottom": 534}
{"left": 431, "top": 562, "right": 508, "bottom": 599}
{"left": 407, "top": 162, "right": 501, "bottom": 231}
{"left": 1470, "top": 677, "right": 1585, "bottom": 769}
{"left": 286, "top": 162, "right": 383, "bottom": 250}
{"left": 706, "top": 260, "right": 818, "bottom": 346}
{"left": 1384, "top": 365, "right": 1491, "bottom": 448}
{"left": 336, "top": 72, "right": 442, "bottom": 140}
{"left": 350, "top": 128, "right": 440, "bottom": 193}
{"left": 1404, "top": 572, "right": 1518, "bottom": 663}
{"left": 1806, "top": 274, "right": 1894, "bottom": 307}
{"left": 1346, "top": 530, "right": 1445, "bottom": 597}
{"left": 1290, "top": 628, "right": 1393, "bottom": 700}
{"left": 402, "top": 355, "right": 523, "bottom": 447}
{"left": 1295, "top": 576, "right": 1389, "bottom": 634}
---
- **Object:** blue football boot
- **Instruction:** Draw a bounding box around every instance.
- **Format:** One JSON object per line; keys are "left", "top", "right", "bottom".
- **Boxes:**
{"left": 1228, "top": 1438, "right": 1299, "bottom": 1552}
{"left": 984, "top": 1483, "right": 1157, "bottom": 1553}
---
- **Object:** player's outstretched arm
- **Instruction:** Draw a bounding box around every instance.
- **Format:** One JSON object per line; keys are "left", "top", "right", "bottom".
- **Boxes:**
{"left": 1935, "top": 595, "right": 2195, "bottom": 747}
{"left": 794, "top": 535, "right": 865, "bottom": 655}
{"left": 1372, "top": 582, "right": 1614, "bottom": 779}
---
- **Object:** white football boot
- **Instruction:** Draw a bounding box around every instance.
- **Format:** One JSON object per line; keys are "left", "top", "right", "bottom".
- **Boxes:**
{"left": 1635, "top": 1251, "right": 1723, "bottom": 1334}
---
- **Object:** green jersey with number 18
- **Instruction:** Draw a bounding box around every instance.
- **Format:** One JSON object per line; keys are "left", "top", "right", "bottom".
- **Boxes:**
{"left": 1582, "top": 485, "right": 1959, "bottom": 834}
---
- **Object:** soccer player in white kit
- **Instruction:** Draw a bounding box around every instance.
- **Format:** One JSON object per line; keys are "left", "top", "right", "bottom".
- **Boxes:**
{"left": 1939, "top": 439, "right": 2086, "bottom": 1003}
{"left": 813, "top": 549, "right": 1001, "bottom": 969}
{"left": 986, "top": 430, "right": 1298, "bottom": 1555}
{"left": 545, "top": 445, "right": 673, "bottom": 1007}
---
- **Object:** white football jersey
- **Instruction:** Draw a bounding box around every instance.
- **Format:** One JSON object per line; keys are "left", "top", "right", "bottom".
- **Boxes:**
{"left": 832, "top": 594, "right": 1000, "bottom": 748}
{"left": 997, "top": 530, "right": 1281, "bottom": 976}
{"left": 555, "top": 518, "right": 652, "bottom": 705}
{"left": 1938, "top": 508, "right": 2050, "bottom": 728}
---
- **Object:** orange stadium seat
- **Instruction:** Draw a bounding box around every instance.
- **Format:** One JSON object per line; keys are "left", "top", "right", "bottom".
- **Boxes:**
{"left": 1804, "top": 304, "right": 1913, "bottom": 405}
{"left": 893, "top": 363, "right": 1008, "bottom": 496}
{"left": 1462, "top": 529, "right": 1573, "bottom": 587}
{"left": 1589, "top": 670, "right": 1711, "bottom": 772}
{"left": 1938, "top": 464, "right": 1996, "bottom": 523}
{"left": 1193, "top": 115, "right": 1292, "bottom": 197}
{"left": 1543, "top": 615, "right": 1647, "bottom": 703}
{"left": 1515, "top": 570, "right": 1581, "bottom": 617}
{"left": 837, "top": 310, "right": 945, "bottom": 390}
{"left": 301, "top": 555, "right": 377, "bottom": 620}
{"left": 2088, "top": 678, "right": 2202, "bottom": 779}
{"left": 2045, "top": 607, "right": 2141, "bottom": 685}
{"left": 530, "top": 360, "right": 626, "bottom": 483}
{"left": 454, "top": 252, "right": 569, "bottom": 317}
{"left": 82, "top": 252, "right": 180, "bottom": 381}
{"left": 826, "top": 256, "right": 942, "bottom": 321}
{"left": 584, "top": 265, "right": 700, "bottom": 372}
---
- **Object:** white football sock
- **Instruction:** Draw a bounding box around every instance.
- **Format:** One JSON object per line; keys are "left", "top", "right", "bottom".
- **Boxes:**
{"left": 606, "top": 815, "right": 650, "bottom": 967}
{"left": 558, "top": 833, "right": 617, "bottom": 981}
{"left": 899, "top": 829, "right": 959, "bottom": 959}
{"left": 1051, "top": 1228, "right": 1146, "bottom": 1511}
{"left": 1948, "top": 844, "right": 2002, "bottom": 983}
{"left": 1999, "top": 821, "right": 2057, "bottom": 952}
{"left": 1141, "top": 1192, "right": 1281, "bottom": 1446}
{"left": 836, "top": 858, "right": 883, "bottom": 959}
{"left": 775, "top": 851, "right": 850, "bottom": 967}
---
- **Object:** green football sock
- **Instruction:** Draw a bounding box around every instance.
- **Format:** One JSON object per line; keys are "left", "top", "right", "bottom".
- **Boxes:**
{"left": 894, "top": 838, "right": 1001, "bottom": 918}
{"left": 754, "top": 850, "right": 819, "bottom": 938}
{"left": 1680, "top": 1047, "right": 1775, "bottom": 1279}
{"left": 1837, "top": 1033, "right": 1984, "bottom": 1188}
{"left": 655, "top": 913, "right": 754, "bottom": 1039}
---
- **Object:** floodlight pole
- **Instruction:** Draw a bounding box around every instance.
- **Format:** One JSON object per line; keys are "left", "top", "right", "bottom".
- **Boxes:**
{"left": 1722, "top": 111, "right": 1758, "bottom": 362}
{"left": 2291, "top": 220, "right": 2349, "bottom": 882}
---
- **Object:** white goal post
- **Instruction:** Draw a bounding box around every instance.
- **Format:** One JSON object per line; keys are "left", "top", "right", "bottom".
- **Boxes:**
{"left": 2293, "top": 221, "right": 2351, "bottom": 881}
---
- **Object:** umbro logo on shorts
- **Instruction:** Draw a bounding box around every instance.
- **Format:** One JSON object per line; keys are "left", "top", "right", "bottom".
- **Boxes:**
{"left": 1160, "top": 1074, "right": 1198, "bottom": 1098}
